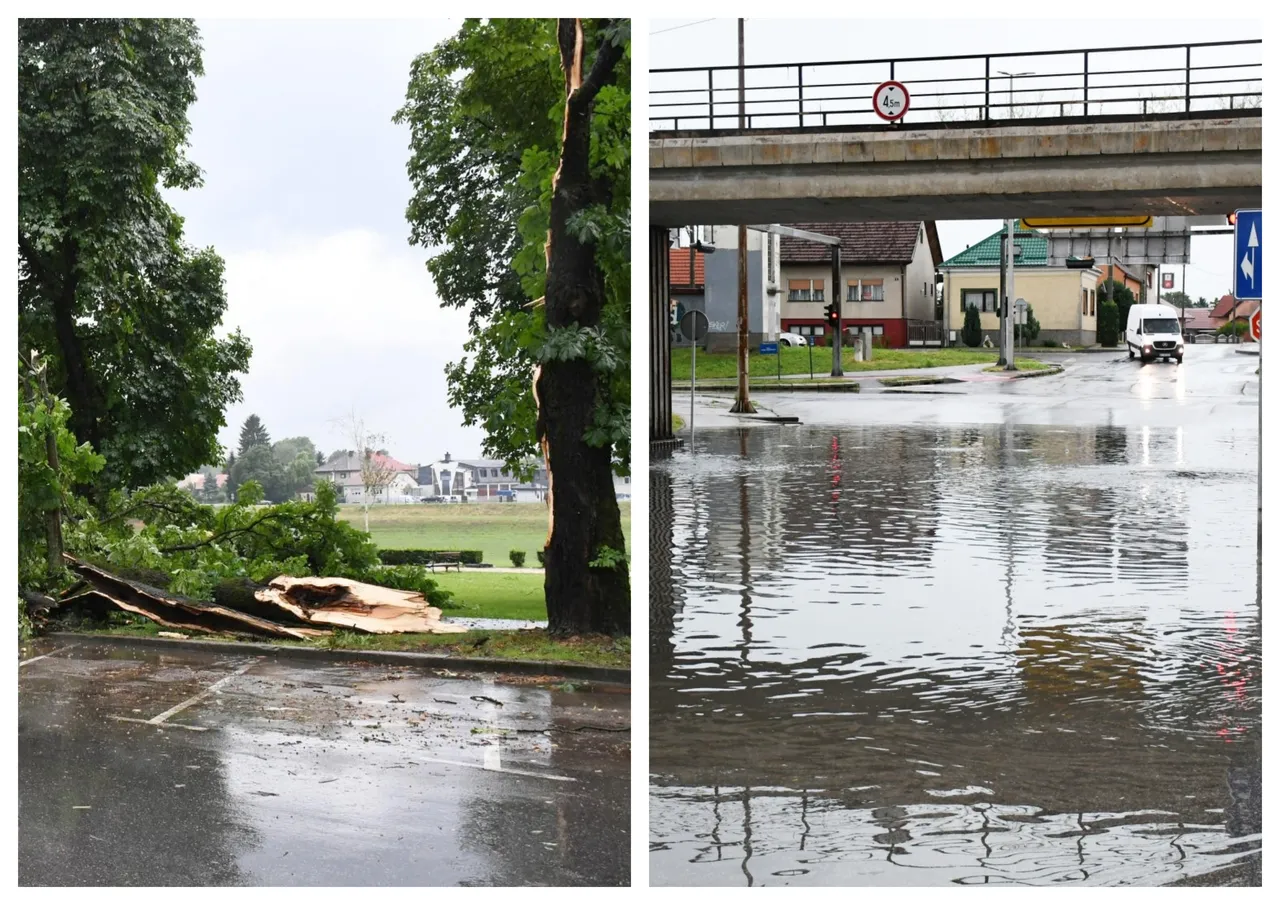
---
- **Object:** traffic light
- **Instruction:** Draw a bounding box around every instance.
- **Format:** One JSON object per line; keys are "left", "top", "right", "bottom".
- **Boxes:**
{"left": 825, "top": 302, "right": 839, "bottom": 327}
{"left": 1227, "top": 213, "right": 1237, "bottom": 226}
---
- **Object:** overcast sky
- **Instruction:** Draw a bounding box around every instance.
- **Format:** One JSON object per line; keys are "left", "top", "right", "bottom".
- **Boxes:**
{"left": 649, "top": 18, "right": 1261, "bottom": 301}
{"left": 167, "top": 19, "right": 485, "bottom": 467}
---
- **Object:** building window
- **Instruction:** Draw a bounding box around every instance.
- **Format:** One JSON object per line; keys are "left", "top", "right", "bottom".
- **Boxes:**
{"left": 847, "top": 279, "right": 885, "bottom": 301}
{"left": 791, "top": 324, "right": 826, "bottom": 337}
{"left": 1082, "top": 289, "right": 1088, "bottom": 315}
{"left": 962, "top": 289, "right": 997, "bottom": 313}
{"left": 1090, "top": 290, "right": 1096, "bottom": 316}
{"left": 787, "top": 278, "right": 824, "bottom": 302}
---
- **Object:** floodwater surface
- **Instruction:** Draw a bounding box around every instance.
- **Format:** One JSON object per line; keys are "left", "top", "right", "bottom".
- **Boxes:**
{"left": 651, "top": 418, "right": 1259, "bottom": 886}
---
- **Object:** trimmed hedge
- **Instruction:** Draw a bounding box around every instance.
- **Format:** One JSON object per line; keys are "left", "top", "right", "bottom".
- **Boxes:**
{"left": 377, "top": 549, "right": 483, "bottom": 566}
{"left": 536, "top": 550, "right": 545, "bottom": 567}
{"left": 1097, "top": 299, "right": 1119, "bottom": 347}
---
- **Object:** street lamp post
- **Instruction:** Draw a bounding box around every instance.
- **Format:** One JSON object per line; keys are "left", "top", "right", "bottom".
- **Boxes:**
{"left": 996, "top": 70, "right": 1034, "bottom": 119}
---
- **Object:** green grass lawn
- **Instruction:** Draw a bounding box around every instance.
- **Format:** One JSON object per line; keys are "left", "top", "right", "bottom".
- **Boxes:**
{"left": 341, "top": 502, "right": 631, "bottom": 564}
{"left": 429, "top": 571, "right": 546, "bottom": 621}
{"left": 982, "top": 358, "right": 1055, "bottom": 373}
{"left": 672, "top": 346, "right": 1006, "bottom": 379}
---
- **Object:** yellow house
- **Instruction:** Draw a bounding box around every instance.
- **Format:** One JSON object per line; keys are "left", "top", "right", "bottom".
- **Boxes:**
{"left": 940, "top": 227, "right": 1101, "bottom": 347}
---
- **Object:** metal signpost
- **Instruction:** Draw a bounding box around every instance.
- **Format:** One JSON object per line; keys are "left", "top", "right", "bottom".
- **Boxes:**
{"left": 1015, "top": 298, "right": 1028, "bottom": 352}
{"left": 680, "top": 310, "right": 709, "bottom": 452}
{"left": 1233, "top": 210, "right": 1262, "bottom": 564}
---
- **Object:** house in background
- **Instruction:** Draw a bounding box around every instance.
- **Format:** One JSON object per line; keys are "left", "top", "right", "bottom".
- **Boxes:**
{"left": 177, "top": 472, "right": 228, "bottom": 496}
{"left": 1180, "top": 307, "right": 1218, "bottom": 339}
{"left": 417, "top": 452, "right": 472, "bottom": 500}
{"left": 1095, "top": 260, "right": 1146, "bottom": 300}
{"left": 778, "top": 221, "right": 943, "bottom": 348}
{"left": 316, "top": 450, "right": 419, "bottom": 504}
{"left": 669, "top": 245, "right": 706, "bottom": 349}
{"left": 692, "top": 225, "right": 781, "bottom": 353}
{"left": 939, "top": 226, "right": 1101, "bottom": 347}
{"left": 461, "top": 458, "right": 549, "bottom": 503}
{"left": 1209, "top": 293, "right": 1260, "bottom": 338}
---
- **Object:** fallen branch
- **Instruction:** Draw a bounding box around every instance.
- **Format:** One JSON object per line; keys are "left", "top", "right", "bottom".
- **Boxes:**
{"left": 62, "top": 556, "right": 314, "bottom": 640}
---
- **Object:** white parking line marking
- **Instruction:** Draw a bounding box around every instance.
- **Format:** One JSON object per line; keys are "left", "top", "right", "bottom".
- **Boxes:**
{"left": 19, "top": 643, "right": 80, "bottom": 667}
{"left": 108, "top": 659, "right": 259, "bottom": 729}
{"left": 144, "top": 659, "right": 259, "bottom": 724}
{"left": 418, "top": 757, "right": 575, "bottom": 782}
{"left": 484, "top": 742, "right": 502, "bottom": 770}
{"left": 108, "top": 716, "right": 209, "bottom": 732}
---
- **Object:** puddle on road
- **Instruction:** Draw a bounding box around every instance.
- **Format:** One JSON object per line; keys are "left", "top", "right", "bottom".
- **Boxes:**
{"left": 650, "top": 424, "right": 1260, "bottom": 886}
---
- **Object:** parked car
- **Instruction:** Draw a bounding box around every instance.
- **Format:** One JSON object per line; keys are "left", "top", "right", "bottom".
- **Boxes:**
{"left": 778, "top": 332, "right": 807, "bottom": 347}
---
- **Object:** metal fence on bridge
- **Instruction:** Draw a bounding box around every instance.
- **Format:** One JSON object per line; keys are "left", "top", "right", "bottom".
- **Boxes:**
{"left": 650, "top": 39, "right": 1261, "bottom": 133}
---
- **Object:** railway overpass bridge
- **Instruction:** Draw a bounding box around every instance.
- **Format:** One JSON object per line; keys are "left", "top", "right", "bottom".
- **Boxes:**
{"left": 648, "top": 40, "right": 1262, "bottom": 445}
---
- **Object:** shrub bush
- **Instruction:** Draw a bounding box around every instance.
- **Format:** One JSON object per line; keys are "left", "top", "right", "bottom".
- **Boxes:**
{"left": 961, "top": 305, "right": 983, "bottom": 348}
{"left": 1097, "top": 299, "right": 1120, "bottom": 347}
{"left": 509, "top": 550, "right": 526, "bottom": 568}
{"left": 377, "top": 549, "right": 483, "bottom": 566}
{"left": 1042, "top": 339, "right": 1058, "bottom": 348}
{"left": 536, "top": 550, "right": 546, "bottom": 567}
{"left": 1217, "top": 320, "right": 1247, "bottom": 337}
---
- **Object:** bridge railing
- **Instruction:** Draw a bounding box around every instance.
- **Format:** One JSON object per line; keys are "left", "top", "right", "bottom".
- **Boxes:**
{"left": 650, "top": 40, "right": 1261, "bottom": 133}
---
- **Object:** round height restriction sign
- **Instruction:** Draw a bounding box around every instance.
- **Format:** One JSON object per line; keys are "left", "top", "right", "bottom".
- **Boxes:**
{"left": 873, "top": 80, "right": 910, "bottom": 121}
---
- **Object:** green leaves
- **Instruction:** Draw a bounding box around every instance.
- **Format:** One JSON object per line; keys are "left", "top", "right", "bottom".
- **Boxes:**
{"left": 19, "top": 19, "right": 250, "bottom": 491}
{"left": 399, "top": 19, "right": 629, "bottom": 479}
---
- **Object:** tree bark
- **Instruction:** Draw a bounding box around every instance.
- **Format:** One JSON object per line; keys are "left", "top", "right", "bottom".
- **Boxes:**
{"left": 538, "top": 19, "right": 630, "bottom": 637}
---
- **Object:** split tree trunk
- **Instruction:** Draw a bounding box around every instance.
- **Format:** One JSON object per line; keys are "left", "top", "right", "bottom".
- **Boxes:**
{"left": 537, "top": 19, "right": 629, "bottom": 637}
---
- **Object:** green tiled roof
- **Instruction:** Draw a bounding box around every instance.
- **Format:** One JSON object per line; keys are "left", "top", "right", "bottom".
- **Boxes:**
{"left": 940, "top": 227, "right": 1048, "bottom": 268}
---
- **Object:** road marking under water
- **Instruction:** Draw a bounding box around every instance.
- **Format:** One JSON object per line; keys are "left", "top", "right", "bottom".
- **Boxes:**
{"left": 418, "top": 756, "right": 575, "bottom": 783}
{"left": 109, "top": 658, "right": 260, "bottom": 731}
{"left": 18, "top": 643, "right": 80, "bottom": 668}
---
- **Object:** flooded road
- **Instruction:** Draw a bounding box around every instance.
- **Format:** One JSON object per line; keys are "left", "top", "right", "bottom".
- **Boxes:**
{"left": 651, "top": 346, "right": 1260, "bottom": 886}
{"left": 20, "top": 641, "right": 630, "bottom": 886}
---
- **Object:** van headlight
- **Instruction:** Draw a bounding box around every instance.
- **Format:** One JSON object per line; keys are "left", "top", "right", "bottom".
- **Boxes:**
{"left": 1143, "top": 345, "right": 1152, "bottom": 354}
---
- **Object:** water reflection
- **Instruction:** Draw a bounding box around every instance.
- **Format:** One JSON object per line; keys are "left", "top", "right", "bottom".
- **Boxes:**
{"left": 650, "top": 423, "right": 1259, "bottom": 886}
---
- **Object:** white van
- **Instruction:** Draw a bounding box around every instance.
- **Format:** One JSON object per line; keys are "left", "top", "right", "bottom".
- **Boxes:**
{"left": 1125, "top": 304, "right": 1184, "bottom": 364}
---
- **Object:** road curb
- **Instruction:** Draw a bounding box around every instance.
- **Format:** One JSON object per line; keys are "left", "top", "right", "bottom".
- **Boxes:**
{"left": 45, "top": 632, "right": 632, "bottom": 687}
{"left": 674, "top": 381, "right": 860, "bottom": 393}
{"left": 1008, "top": 364, "right": 1066, "bottom": 379}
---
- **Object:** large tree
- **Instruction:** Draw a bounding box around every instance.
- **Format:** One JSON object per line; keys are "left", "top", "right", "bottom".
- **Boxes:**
{"left": 238, "top": 414, "right": 271, "bottom": 454}
{"left": 397, "top": 19, "right": 630, "bottom": 636}
{"left": 18, "top": 19, "right": 251, "bottom": 492}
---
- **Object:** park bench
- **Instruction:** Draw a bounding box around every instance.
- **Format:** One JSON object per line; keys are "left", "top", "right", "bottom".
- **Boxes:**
{"left": 427, "top": 552, "right": 464, "bottom": 573}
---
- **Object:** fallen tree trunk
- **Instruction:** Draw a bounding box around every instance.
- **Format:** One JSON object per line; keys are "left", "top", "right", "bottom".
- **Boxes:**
{"left": 57, "top": 557, "right": 464, "bottom": 637}
{"left": 63, "top": 556, "right": 315, "bottom": 640}
{"left": 253, "top": 576, "right": 466, "bottom": 635}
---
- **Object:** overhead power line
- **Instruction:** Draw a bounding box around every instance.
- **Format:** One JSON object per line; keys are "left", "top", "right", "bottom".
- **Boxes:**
{"left": 650, "top": 19, "right": 718, "bottom": 37}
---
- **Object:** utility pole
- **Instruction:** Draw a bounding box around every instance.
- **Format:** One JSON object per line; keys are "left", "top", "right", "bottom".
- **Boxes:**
{"left": 730, "top": 17, "right": 755, "bottom": 414}
{"left": 830, "top": 243, "right": 844, "bottom": 377}
{"left": 998, "top": 221, "right": 1007, "bottom": 365}
{"left": 1004, "top": 218, "right": 1017, "bottom": 370}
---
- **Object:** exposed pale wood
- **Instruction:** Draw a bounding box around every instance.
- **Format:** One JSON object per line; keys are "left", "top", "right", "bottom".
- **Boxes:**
{"left": 255, "top": 576, "right": 466, "bottom": 635}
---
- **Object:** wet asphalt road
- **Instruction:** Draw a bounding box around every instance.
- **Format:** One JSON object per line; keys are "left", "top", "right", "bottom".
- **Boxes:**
{"left": 652, "top": 345, "right": 1259, "bottom": 886}
{"left": 19, "top": 641, "right": 630, "bottom": 886}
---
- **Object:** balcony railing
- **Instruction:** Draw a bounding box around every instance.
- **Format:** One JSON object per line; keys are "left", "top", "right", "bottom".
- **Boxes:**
{"left": 650, "top": 39, "right": 1261, "bottom": 133}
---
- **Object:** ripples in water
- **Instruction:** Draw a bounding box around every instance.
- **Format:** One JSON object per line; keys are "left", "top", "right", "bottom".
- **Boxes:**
{"left": 650, "top": 424, "right": 1259, "bottom": 886}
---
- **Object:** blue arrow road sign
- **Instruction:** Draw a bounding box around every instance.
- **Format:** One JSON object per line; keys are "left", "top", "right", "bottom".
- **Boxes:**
{"left": 1234, "top": 209, "right": 1262, "bottom": 301}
